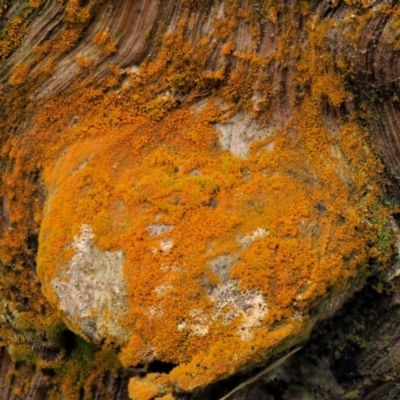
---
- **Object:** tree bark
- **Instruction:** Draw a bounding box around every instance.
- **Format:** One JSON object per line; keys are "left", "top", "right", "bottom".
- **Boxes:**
{"left": 1, "top": 1, "right": 400, "bottom": 399}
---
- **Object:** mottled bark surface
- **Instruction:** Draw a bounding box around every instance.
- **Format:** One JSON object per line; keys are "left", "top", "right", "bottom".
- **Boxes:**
{"left": 2, "top": 0, "right": 400, "bottom": 399}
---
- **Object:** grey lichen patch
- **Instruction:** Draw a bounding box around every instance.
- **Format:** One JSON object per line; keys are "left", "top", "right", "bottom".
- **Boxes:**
{"left": 237, "top": 227, "right": 269, "bottom": 249}
{"left": 146, "top": 223, "right": 173, "bottom": 237}
{"left": 154, "top": 284, "right": 174, "bottom": 296}
{"left": 215, "top": 113, "right": 271, "bottom": 158}
{"left": 160, "top": 239, "right": 173, "bottom": 253}
{"left": 209, "top": 281, "right": 267, "bottom": 341}
{"left": 177, "top": 309, "right": 210, "bottom": 337}
{"left": 178, "top": 280, "right": 267, "bottom": 340}
{"left": 209, "top": 254, "right": 238, "bottom": 283}
{"left": 146, "top": 305, "right": 164, "bottom": 320}
{"left": 51, "top": 224, "right": 128, "bottom": 343}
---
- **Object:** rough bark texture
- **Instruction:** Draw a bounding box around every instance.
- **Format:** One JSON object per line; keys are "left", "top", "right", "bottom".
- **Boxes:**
{"left": 2, "top": 0, "right": 400, "bottom": 399}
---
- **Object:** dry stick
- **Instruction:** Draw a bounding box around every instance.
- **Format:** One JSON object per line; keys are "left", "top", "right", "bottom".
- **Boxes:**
{"left": 218, "top": 346, "right": 303, "bottom": 400}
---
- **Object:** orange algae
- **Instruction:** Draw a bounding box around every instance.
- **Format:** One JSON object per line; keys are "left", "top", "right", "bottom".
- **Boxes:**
{"left": 0, "top": 1, "right": 397, "bottom": 399}
{"left": 35, "top": 97, "right": 388, "bottom": 395}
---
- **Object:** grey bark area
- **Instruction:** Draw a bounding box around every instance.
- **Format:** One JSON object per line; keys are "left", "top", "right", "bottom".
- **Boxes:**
{"left": 0, "top": 347, "right": 49, "bottom": 400}
{"left": 3, "top": 0, "right": 400, "bottom": 399}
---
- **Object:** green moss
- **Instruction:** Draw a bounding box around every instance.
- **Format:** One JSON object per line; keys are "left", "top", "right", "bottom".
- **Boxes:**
{"left": 156, "top": 385, "right": 168, "bottom": 396}
{"left": 345, "top": 389, "right": 361, "bottom": 399}
{"left": 71, "top": 336, "right": 96, "bottom": 373}
{"left": 47, "top": 322, "right": 69, "bottom": 347}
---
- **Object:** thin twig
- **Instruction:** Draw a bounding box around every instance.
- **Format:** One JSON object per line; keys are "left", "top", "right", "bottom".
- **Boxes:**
{"left": 218, "top": 346, "right": 303, "bottom": 400}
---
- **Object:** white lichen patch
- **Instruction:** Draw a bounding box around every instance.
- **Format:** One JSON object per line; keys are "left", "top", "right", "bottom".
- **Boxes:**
{"left": 160, "top": 239, "right": 173, "bottom": 253}
{"left": 237, "top": 228, "right": 269, "bottom": 249}
{"left": 265, "top": 141, "right": 275, "bottom": 152}
{"left": 147, "top": 305, "right": 164, "bottom": 319}
{"left": 155, "top": 284, "right": 174, "bottom": 296}
{"left": 177, "top": 309, "right": 210, "bottom": 337}
{"left": 178, "top": 280, "right": 267, "bottom": 340}
{"left": 51, "top": 224, "right": 128, "bottom": 342}
{"left": 210, "top": 281, "right": 267, "bottom": 341}
{"left": 160, "top": 264, "right": 180, "bottom": 272}
{"left": 209, "top": 254, "right": 238, "bottom": 283}
{"left": 189, "top": 169, "right": 202, "bottom": 176}
{"left": 251, "top": 92, "right": 264, "bottom": 113}
{"left": 141, "top": 346, "right": 156, "bottom": 363}
{"left": 215, "top": 113, "right": 271, "bottom": 158}
{"left": 124, "top": 65, "right": 140, "bottom": 75}
{"left": 147, "top": 223, "right": 173, "bottom": 237}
